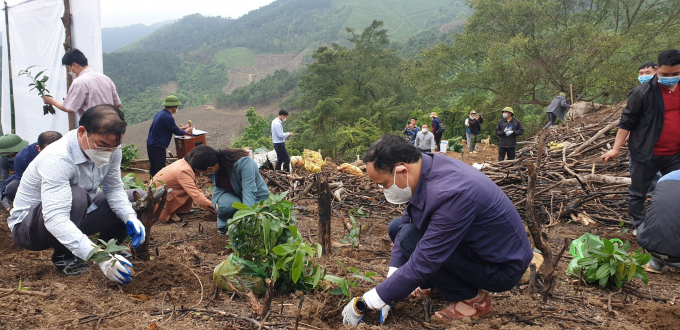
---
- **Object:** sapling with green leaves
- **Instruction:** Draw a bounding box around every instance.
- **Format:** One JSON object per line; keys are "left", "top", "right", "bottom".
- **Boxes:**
{"left": 85, "top": 238, "right": 130, "bottom": 264}
{"left": 576, "top": 237, "right": 652, "bottom": 288}
{"left": 324, "top": 260, "right": 377, "bottom": 304}
{"left": 18, "top": 65, "right": 55, "bottom": 115}
{"left": 342, "top": 207, "right": 367, "bottom": 248}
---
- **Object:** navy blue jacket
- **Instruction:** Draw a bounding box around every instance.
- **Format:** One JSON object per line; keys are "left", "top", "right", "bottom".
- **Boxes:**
{"left": 432, "top": 117, "right": 442, "bottom": 135}
{"left": 1, "top": 143, "right": 40, "bottom": 196}
{"left": 376, "top": 153, "right": 533, "bottom": 304}
{"left": 147, "top": 109, "right": 186, "bottom": 149}
{"left": 638, "top": 170, "right": 680, "bottom": 257}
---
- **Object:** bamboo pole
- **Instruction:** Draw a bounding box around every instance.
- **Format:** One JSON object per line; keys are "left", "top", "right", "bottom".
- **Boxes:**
{"left": 4, "top": 1, "right": 15, "bottom": 134}
{"left": 62, "top": 0, "right": 75, "bottom": 130}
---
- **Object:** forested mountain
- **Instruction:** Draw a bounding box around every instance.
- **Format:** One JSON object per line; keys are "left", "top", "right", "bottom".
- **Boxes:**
{"left": 105, "top": 0, "right": 470, "bottom": 126}
{"left": 102, "top": 20, "right": 174, "bottom": 53}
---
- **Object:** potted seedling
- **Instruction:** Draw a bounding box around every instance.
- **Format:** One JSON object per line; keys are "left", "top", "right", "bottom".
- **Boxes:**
{"left": 18, "top": 65, "right": 55, "bottom": 115}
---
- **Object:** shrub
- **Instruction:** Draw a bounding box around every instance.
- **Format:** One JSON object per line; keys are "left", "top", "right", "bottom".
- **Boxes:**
{"left": 576, "top": 237, "right": 651, "bottom": 288}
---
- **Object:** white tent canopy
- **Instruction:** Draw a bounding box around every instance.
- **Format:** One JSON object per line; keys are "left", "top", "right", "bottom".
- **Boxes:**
{"left": 1, "top": 0, "right": 102, "bottom": 143}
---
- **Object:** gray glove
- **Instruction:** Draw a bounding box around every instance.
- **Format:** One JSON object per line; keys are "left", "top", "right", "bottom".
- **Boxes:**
{"left": 342, "top": 297, "right": 365, "bottom": 326}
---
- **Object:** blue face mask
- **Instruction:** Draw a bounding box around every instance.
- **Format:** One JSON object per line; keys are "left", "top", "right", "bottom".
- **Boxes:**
{"left": 638, "top": 75, "right": 654, "bottom": 84}
{"left": 658, "top": 75, "right": 680, "bottom": 87}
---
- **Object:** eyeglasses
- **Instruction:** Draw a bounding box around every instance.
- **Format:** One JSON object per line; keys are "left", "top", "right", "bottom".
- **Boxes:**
{"left": 88, "top": 137, "right": 121, "bottom": 151}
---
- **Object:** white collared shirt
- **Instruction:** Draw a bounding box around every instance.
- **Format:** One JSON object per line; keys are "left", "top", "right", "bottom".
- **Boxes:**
{"left": 7, "top": 130, "right": 135, "bottom": 259}
{"left": 271, "top": 118, "right": 290, "bottom": 144}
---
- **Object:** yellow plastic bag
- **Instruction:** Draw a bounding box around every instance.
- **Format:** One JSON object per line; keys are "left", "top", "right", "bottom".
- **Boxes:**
{"left": 337, "top": 163, "right": 363, "bottom": 176}
{"left": 213, "top": 254, "right": 266, "bottom": 294}
{"left": 303, "top": 149, "right": 324, "bottom": 174}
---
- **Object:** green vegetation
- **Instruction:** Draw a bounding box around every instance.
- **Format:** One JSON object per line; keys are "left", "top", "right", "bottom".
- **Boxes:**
{"left": 342, "top": 208, "right": 367, "bottom": 249}
{"left": 213, "top": 47, "right": 256, "bottom": 68}
{"left": 121, "top": 144, "right": 140, "bottom": 170}
{"left": 230, "top": 107, "right": 273, "bottom": 150}
{"left": 324, "top": 260, "right": 377, "bottom": 301}
{"left": 216, "top": 69, "right": 301, "bottom": 108}
{"left": 576, "top": 237, "right": 651, "bottom": 288}
{"left": 85, "top": 238, "right": 130, "bottom": 264}
{"left": 228, "top": 193, "right": 325, "bottom": 291}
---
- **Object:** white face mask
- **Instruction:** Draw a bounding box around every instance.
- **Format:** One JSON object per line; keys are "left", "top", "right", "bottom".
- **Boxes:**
{"left": 422, "top": 128, "right": 428, "bottom": 133}
{"left": 383, "top": 167, "right": 412, "bottom": 204}
{"left": 69, "top": 71, "right": 77, "bottom": 79}
{"left": 502, "top": 113, "right": 509, "bottom": 119}
{"left": 281, "top": 117, "right": 287, "bottom": 122}
{"left": 82, "top": 134, "right": 114, "bottom": 168}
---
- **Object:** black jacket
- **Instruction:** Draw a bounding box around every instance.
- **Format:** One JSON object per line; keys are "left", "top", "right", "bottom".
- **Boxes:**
{"left": 468, "top": 117, "right": 484, "bottom": 134}
{"left": 638, "top": 176, "right": 680, "bottom": 258}
{"left": 620, "top": 77, "right": 665, "bottom": 164}
{"left": 495, "top": 117, "right": 524, "bottom": 148}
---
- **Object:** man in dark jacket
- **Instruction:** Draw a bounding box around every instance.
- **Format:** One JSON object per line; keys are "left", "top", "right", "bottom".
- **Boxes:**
{"left": 544, "top": 92, "right": 572, "bottom": 129}
{"left": 465, "top": 110, "right": 483, "bottom": 153}
{"left": 637, "top": 170, "right": 680, "bottom": 273}
{"left": 602, "top": 49, "right": 680, "bottom": 228}
{"left": 431, "top": 112, "right": 443, "bottom": 151}
{"left": 495, "top": 107, "right": 524, "bottom": 161}
{"left": 341, "top": 134, "right": 532, "bottom": 325}
{"left": 147, "top": 95, "right": 193, "bottom": 176}
{"left": 0, "top": 131, "right": 62, "bottom": 210}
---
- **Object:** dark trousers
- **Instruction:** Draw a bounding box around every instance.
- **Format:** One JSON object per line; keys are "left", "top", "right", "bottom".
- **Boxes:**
{"left": 469, "top": 134, "right": 478, "bottom": 152}
{"left": 147, "top": 144, "right": 167, "bottom": 177}
{"left": 4, "top": 179, "right": 18, "bottom": 201}
{"left": 629, "top": 153, "right": 680, "bottom": 227}
{"left": 498, "top": 147, "right": 516, "bottom": 161}
{"left": 11, "top": 186, "right": 144, "bottom": 256}
{"left": 434, "top": 133, "right": 442, "bottom": 151}
{"left": 419, "top": 149, "right": 431, "bottom": 153}
{"left": 544, "top": 112, "right": 558, "bottom": 129}
{"left": 388, "top": 218, "right": 523, "bottom": 302}
{"left": 0, "top": 156, "right": 14, "bottom": 183}
{"left": 273, "top": 143, "right": 290, "bottom": 172}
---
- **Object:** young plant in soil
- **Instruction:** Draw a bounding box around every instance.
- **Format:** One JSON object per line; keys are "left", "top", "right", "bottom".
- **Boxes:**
{"left": 342, "top": 208, "right": 367, "bottom": 249}
{"left": 17, "top": 65, "right": 56, "bottom": 115}
{"left": 121, "top": 144, "right": 140, "bottom": 170}
{"left": 85, "top": 238, "right": 130, "bottom": 264}
{"left": 229, "top": 192, "right": 325, "bottom": 291}
{"left": 324, "top": 260, "right": 376, "bottom": 304}
{"left": 576, "top": 237, "right": 651, "bottom": 288}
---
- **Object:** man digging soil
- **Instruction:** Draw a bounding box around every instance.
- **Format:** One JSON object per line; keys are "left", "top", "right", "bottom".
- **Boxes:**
{"left": 342, "top": 134, "right": 532, "bottom": 325}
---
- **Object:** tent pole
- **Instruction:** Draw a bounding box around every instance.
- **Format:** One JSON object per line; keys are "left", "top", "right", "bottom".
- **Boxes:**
{"left": 4, "top": 1, "right": 15, "bottom": 134}
{"left": 61, "top": 0, "right": 75, "bottom": 130}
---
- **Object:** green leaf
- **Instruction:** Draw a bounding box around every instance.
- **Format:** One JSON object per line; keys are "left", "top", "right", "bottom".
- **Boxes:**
{"left": 634, "top": 253, "right": 652, "bottom": 266}
{"left": 289, "top": 225, "right": 300, "bottom": 239}
{"left": 291, "top": 250, "right": 304, "bottom": 283}
{"left": 602, "top": 239, "right": 614, "bottom": 254}
{"left": 598, "top": 276, "right": 609, "bottom": 288}
{"left": 316, "top": 243, "right": 322, "bottom": 258}
{"left": 348, "top": 267, "right": 359, "bottom": 274}
{"left": 312, "top": 266, "right": 322, "bottom": 288}
{"left": 596, "top": 263, "right": 611, "bottom": 280}
{"left": 341, "top": 278, "right": 350, "bottom": 297}
{"left": 330, "top": 287, "right": 345, "bottom": 295}
{"left": 577, "top": 257, "right": 596, "bottom": 267}
{"left": 351, "top": 274, "right": 377, "bottom": 285}
{"left": 272, "top": 244, "right": 296, "bottom": 256}
{"left": 635, "top": 266, "right": 649, "bottom": 285}
{"left": 232, "top": 202, "right": 252, "bottom": 210}
{"left": 323, "top": 275, "right": 344, "bottom": 285}
{"left": 627, "top": 263, "right": 637, "bottom": 281}
{"left": 622, "top": 240, "right": 630, "bottom": 252}
{"left": 262, "top": 217, "right": 270, "bottom": 250}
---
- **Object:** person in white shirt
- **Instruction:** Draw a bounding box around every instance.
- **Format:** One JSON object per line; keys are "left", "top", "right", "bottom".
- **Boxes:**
{"left": 7, "top": 105, "right": 146, "bottom": 283}
{"left": 271, "top": 109, "right": 294, "bottom": 172}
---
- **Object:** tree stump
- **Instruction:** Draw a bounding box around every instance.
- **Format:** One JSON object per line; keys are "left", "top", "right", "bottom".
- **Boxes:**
{"left": 317, "top": 174, "right": 332, "bottom": 255}
{"left": 132, "top": 186, "right": 169, "bottom": 261}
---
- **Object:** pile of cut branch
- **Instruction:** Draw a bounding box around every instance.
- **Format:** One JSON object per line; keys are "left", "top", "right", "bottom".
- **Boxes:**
{"left": 483, "top": 102, "right": 631, "bottom": 227}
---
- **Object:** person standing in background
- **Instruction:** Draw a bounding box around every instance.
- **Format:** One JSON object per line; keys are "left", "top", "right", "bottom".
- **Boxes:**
{"left": 544, "top": 92, "right": 573, "bottom": 129}
{"left": 495, "top": 107, "right": 524, "bottom": 161}
{"left": 42, "top": 49, "right": 121, "bottom": 117}
{"left": 271, "top": 110, "right": 294, "bottom": 172}
{"left": 146, "top": 95, "right": 193, "bottom": 177}
{"left": 431, "top": 112, "right": 443, "bottom": 152}
{"left": 465, "top": 111, "right": 483, "bottom": 153}
{"left": 414, "top": 124, "right": 436, "bottom": 153}
{"left": 403, "top": 118, "right": 419, "bottom": 144}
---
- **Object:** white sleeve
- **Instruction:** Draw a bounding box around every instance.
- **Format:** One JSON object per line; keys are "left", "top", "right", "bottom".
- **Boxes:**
{"left": 40, "top": 154, "right": 96, "bottom": 260}
{"left": 100, "top": 150, "right": 136, "bottom": 222}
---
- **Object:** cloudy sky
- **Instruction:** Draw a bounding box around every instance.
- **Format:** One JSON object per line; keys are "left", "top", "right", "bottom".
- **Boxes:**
{"left": 100, "top": 0, "right": 277, "bottom": 28}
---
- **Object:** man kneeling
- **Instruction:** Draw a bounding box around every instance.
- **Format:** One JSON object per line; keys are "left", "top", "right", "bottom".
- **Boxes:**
{"left": 342, "top": 134, "right": 532, "bottom": 325}
{"left": 7, "top": 105, "right": 146, "bottom": 283}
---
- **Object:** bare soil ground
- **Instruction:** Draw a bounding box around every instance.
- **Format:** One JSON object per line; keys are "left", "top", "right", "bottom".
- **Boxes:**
{"left": 223, "top": 52, "right": 306, "bottom": 94}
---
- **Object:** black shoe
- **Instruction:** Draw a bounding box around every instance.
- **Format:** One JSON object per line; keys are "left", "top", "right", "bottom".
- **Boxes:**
{"left": 217, "top": 227, "right": 227, "bottom": 236}
{"left": 52, "top": 253, "right": 91, "bottom": 276}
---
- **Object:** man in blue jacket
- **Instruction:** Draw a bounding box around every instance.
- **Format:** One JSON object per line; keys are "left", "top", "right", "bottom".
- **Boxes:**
{"left": 342, "top": 134, "right": 532, "bottom": 325}
{"left": 147, "top": 95, "right": 193, "bottom": 176}
{"left": 1, "top": 131, "right": 62, "bottom": 210}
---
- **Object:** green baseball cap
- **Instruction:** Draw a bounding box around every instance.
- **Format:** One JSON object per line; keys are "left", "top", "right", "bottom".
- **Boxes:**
{"left": 0, "top": 134, "right": 28, "bottom": 155}
{"left": 502, "top": 107, "right": 514, "bottom": 114}
{"left": 162, "top": 95, "right": 182, "bottom": 107}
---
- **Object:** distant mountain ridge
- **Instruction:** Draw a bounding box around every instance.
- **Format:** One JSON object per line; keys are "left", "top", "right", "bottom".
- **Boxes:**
{"left": 102, "top": 20, "right": 175, "bottom": 53}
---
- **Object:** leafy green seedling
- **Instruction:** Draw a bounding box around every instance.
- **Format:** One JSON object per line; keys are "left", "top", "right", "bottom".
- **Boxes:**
{"left": 342, "top": 208, "right": 367, "bottom": 248}
{"left": 86, "top": 238, "right": 130, "bottom": 264}
{"left": 325, "top": 260, "right": 377, "bottom": 304}
{"left": 18, "top": 65, "right": 55, "bottom": 115}
{"left": 576, "top": 237, "right": 651, "bottom": 288}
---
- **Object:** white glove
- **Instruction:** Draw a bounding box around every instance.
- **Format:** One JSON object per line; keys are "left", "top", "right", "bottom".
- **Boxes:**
{"left": 125, "top": 217, "right": 146, "bottom": 249}
{"left": 342, "top": 297, "right": 365, "bottom": 326}
{"left": 380, "top": 267, "right": 398, "bottom": 324}
{"left": 505, "top": 130, "right": 513, "bottom": 136}
{"left": 98, "top": 254, "right": 134, "bottom": 284}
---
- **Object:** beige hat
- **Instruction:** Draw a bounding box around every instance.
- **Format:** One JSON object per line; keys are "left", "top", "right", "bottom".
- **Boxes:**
{"left": 502, "top": 107, "right": 514, "bottom": 115}
{"left": 470, "top": 110, "right": 477, "bottom": 114}
{"left": 430, "top": 112, "right": 438, "bottom": 118}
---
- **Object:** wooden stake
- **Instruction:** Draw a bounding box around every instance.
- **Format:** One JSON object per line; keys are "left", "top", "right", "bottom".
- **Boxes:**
{"left": 317, "top": 174, "right": 332, "bottom": 255}
{"left": 62, "top": 0, "right": 75, "bottom": 129}
{"left": 4, "top": 1, "right": 15, "bottom": 133}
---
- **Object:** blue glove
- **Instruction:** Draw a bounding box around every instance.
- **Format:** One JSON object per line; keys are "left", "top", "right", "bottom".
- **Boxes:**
{"left": 125, "top": 218, "right": 146, "bottom": 249}
{"left": 380, "top": 305, "right": 391, "bottom": 324}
